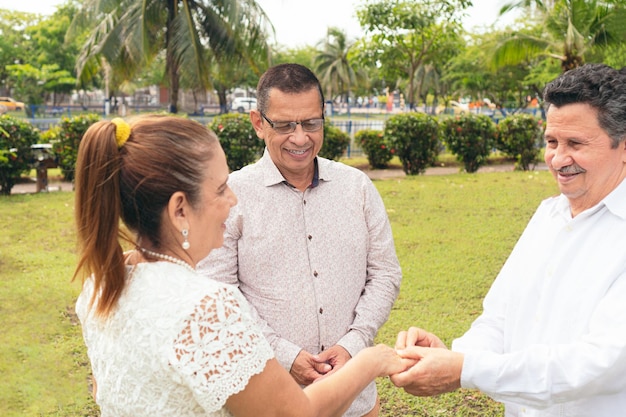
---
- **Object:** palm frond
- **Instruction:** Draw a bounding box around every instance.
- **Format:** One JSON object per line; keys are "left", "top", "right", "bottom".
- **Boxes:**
{"left": 490, "top": 33, "right": 549, "bottom": 69}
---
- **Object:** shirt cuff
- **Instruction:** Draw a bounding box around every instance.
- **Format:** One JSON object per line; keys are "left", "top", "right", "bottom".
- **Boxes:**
{"left": 458, "top": 349, "right": 506, "bottom": 394}
{"left": 337, "top": 330, "right": 368, "bottom": 358}
{"left": 273, "top": 338, "right": 305, "bottom": 371}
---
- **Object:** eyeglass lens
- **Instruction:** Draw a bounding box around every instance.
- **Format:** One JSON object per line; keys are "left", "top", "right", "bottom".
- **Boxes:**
{"left": 275, "top": 120, "right": 323, "bottom": 133}
{"left": 262, "top": 111, "right": 324, "bottom": 134}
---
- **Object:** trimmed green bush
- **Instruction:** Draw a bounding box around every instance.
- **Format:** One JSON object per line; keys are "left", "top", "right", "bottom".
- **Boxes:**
{"left": 0, "top": 115, "right": 40, "bottom": 195}
{"left": 210, "top": 113, "right": 264, "bottom": 171}
{"left": 40, "top": 125, "right": 61, "bottom": 144}
{"left": 320, "top": 121, "right": 350, "bottom": 161}
{"left": 384, "top": 112, "right": 440, "bottom": 175}
{"left": 356, "top": 129, "right": 393, "bottom": 169}
{"left": 441, "top": 113, "right": 496, "bottom": 173}
{"left": 496, "top": 114, "right": 543, "bottom": 171}
{"left": 54, "top": 113, "right": 101, "bottom": 182}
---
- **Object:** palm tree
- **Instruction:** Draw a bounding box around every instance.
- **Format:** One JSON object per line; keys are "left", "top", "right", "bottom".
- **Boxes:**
{"left": 69, "top": 0, "right": 271, "bottom": 113}
{"left": 492, "top": 0, "right": 626, "bottom": 72}
{"left": 314, "top": 27, "right": 360, "bottom": 115}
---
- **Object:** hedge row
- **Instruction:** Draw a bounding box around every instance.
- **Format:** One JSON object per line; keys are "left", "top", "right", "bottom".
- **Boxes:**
{"left": 0, "top": 114, "right": 351, "bottom": 194}
{"left": 0, "top": 112, "right": 544, "bottom": 195}
{"left": 359, "top": 113, "right": 544, "bottom": 174}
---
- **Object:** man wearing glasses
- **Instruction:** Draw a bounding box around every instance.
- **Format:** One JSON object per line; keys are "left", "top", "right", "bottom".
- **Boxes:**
{"left": 198, "top": 63, "right": 402, "bottom": 417}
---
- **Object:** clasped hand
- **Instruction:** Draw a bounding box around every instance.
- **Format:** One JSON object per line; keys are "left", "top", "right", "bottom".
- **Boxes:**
{"left": 389, "top": 327, "right": 464, "bottom": 397}
{"left": 290, "top": 345, "right": 352, "bottom": 386}
{"left": 290, "top": 329, "right": 463, "bottom": 397}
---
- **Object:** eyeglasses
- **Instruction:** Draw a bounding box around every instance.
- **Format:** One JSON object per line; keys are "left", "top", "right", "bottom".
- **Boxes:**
{"left": 259, "top": 111, "right": 324, "bottom": 134}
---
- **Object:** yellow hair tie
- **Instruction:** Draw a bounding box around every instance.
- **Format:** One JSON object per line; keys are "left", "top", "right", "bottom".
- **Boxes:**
{"left": 111, "top": 118, "right": 131, "bottom": 148}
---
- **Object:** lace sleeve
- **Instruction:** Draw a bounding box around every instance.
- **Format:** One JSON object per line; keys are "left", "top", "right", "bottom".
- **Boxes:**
{"left": 169, "top": 285, "right": 274, "bottom": 412}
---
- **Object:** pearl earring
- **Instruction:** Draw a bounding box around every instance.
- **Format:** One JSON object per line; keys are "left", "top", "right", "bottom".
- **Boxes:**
{"left": 182, "top": 229, "right": 190, "bottom": 250}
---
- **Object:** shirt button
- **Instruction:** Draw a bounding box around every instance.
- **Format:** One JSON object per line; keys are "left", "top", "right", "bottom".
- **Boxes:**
{"left": 308, "top": 235, "right": 312, "bottom": 240}
{"left": 313, "top": 271, "right": 318, "bottom": 277}
{"left": 319, "top": 308, "right": 323, "bottom": 314}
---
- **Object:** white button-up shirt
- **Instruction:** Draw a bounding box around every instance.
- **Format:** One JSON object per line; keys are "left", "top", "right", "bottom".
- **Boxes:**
{"left": 198, "top": 150, "right": 402, "bottom": 417}
{"left": 453, "top": 179, "right": 626, "bottom": 416}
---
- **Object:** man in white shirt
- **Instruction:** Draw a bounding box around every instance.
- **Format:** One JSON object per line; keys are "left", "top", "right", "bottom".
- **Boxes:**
{"left": 391, "top": 63, "right": 626, "bottom": 417}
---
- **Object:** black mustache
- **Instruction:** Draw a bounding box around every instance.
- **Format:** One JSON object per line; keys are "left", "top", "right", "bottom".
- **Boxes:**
{"left": 557, "top": 165, "right": 586, "bottom": 174}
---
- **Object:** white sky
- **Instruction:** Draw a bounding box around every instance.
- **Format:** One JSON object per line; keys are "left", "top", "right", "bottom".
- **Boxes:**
{"left": 0, "top": 0, "right": 519, "bottom": 48}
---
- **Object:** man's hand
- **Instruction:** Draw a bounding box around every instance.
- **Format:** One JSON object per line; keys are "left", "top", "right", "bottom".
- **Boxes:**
{"left": 395, "top": 327, "right": 447, "bottom": 349}
{"left": 390, "top": 346, "right": 463, "bottom": 397}
{"left": 312, "top": 345, "right": 352, "bottom": 378}
{"left": 290, "top": 350, "right": 333, "bottom": 386}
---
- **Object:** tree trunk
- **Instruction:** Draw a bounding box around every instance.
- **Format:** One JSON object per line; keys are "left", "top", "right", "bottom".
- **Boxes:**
{"left": 408, "top": 62, "right": 418, "bottom": 111}
{"left": 166, "top": 0, "right": 179, "bottom": 113}
{"left": 217, "top": 87, "right": 228, "bottom": 114}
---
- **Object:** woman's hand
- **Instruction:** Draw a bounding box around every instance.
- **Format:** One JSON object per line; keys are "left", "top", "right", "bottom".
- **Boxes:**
{"left": 360, "top": 344, "right": 417, "bottom": 377}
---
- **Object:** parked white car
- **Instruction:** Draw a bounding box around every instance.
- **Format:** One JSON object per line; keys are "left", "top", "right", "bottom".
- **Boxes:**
{"left": 230, "top": 97, "right": 257, "bottom": 113}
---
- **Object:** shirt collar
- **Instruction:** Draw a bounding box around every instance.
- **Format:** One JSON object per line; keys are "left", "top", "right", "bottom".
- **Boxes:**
{"left": 551, "top": 177, "right": 626, "bottom": 220}
{"left": 603, "top": 177, "right": 626, "bottom": 219}
{"left": 259, "top": 149, "right": 285, "bottom": 187}
{"left": 259, "top": 148, "right": 322, "bottom": 189}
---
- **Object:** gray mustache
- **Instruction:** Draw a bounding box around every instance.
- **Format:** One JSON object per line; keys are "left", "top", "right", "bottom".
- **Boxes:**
{"left": 557, "top": 165, "right": 586, "bottom": 174}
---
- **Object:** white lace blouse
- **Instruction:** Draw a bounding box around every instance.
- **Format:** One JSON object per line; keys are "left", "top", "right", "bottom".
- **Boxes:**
{"left": 76, "top": 261, "right": 274, "bottom": 416}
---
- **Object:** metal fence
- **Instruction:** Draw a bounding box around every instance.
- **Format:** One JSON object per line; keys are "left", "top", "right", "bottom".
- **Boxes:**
{"left": 326, "top": 119, "right": 386, "bottom": 157}
{"left": 25, "top": 107, "right": 544, "bottom": 158}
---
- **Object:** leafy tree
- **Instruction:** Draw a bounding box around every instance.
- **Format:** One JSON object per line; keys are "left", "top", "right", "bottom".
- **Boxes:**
{"left": 210, "top": 46, "right": 269, "bottom": 115}
{"left": 443, "top": 31, "right": 538, "bottom": 111}
{"left": 356, "top": 0, "right": 470, "bottom": 109}
{"left": 315, "top": 27, "right": 361, "bottom": 113}
{"left": 493, "top": 0, "right": 626, "bottom": 72}
{"left": 6, "top": 64, "right": 75, "bottom": 116}
{"left": 0, "top": 10, "right": 39, "bottom": 95}
{"left": 596, "top": 43, "right": 626, "bottom": 69}
{"left": 25, "top": 2, "right": 82, "bottom": 104}
{"left": 273, "top": 46, "right": 317, "bottom": 69}
{"left": 69, "top": 0, "right": 271, "bottom": 113}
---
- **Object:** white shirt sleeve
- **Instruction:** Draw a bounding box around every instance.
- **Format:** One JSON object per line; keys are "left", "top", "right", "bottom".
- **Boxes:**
{"left": 453, "top": 196, "right": 626, "bottom": 412}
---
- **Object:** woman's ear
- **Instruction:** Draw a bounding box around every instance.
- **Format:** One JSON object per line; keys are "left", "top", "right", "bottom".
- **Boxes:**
{"left": 167, "top": 191, "right": 190, "bottom": 233}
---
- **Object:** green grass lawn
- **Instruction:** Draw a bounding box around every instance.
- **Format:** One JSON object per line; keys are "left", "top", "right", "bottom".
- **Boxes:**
{"left": 0, "top": 192, "right": 96, "bottom": 416}
{"left": 0, "top": 168, "right": 558, "bottom": 416}
{"left": 373, "top": 170, "right": 557, "bottom": 415}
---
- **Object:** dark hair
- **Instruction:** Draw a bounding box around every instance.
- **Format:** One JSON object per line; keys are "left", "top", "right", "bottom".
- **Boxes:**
{"left": 543, "top": 63, "right": 626, "bottom": 147}
{"left": 256, "top": 63, "right": 325, "bottom": 113}
{"left": 74, "top": 115, "right": 219, "bottom": 317}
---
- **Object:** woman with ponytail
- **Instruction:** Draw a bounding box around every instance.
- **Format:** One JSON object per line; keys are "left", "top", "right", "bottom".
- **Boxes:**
{"left": 74, "top": 115, "right": 409, "bottom": 417}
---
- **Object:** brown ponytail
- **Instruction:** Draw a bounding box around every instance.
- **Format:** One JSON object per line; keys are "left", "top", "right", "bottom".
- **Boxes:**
{"left": 73, "top": 121, "right": 126, "bottom": 318}
{"left": 73, "top": 115, "right": 218, "bottom": 318}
